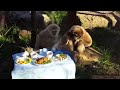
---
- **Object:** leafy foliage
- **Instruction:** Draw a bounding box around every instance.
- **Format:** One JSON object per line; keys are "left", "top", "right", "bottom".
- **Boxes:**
{"left": 44, "top": 11, "right": 67, "bottom": 25}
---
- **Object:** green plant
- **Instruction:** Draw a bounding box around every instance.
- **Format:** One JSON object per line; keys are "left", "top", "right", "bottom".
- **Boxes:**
{"left": 0, "top": 35, "right": 6, "bottom": 42}
{"left": 0, "top": 27, "right": 6, "bottom": 35}
{"left": 44, "top": 11, "right": 67, "bottom": 25}
{"left": 19, "top": 36, "right": 31, "bottom": 45}
{"left": 94, "top": 49, "right": 120, "bottom": 75}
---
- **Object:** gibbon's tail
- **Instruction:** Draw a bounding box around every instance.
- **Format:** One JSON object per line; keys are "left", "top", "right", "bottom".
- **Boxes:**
{"left": 87, "top": 47, "right": 103, "bottom": 56}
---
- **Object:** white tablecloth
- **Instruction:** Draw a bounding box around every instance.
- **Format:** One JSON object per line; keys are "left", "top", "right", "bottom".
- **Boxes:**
{"left": 12, "top": 53, "right": 76, "bottom": 79}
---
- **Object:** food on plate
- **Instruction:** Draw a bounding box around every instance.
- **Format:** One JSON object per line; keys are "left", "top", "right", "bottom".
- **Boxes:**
{"left": 55, "top": 53, "right": 67, "bottom": 61}
{"left": 35, "top": 57, "right": 52, "bottom": 64}
{"left": 16, "top": 57, "right": 32, "bottom": 64}
{"left": 26, "top": 47, "right": 33, "bottom": 53}
{"left": 22, "top": 47, "right": 34, "bottom": 58}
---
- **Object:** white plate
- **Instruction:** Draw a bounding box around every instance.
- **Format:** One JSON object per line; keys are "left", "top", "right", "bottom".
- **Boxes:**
{"left": 52, "top": 54, "right": 67, "bottom": 62}
{"left": 15, "top": 57, "right": 32, "bottom": 65}
{"left": 31, "top": 57, "right": 53, "bottom": 66}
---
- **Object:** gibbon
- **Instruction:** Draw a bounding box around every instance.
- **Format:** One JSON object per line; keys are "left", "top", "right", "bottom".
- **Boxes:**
{"left": 53, "top": 25, "right": 103, "bottom": 65}
{"left": 69, "top": 25, "right": 103, "bottom": 55}
{"left": 68, "top": 25, "right": 92, "bottom": 47}
{"left": 53, "top": 25, "right": 93, "bottom": 52}
{"left": 69, "top": 25, "right": 103, "bottom": 64}
{"left": 35, "top": 23, "right": 60, "bottom": 50}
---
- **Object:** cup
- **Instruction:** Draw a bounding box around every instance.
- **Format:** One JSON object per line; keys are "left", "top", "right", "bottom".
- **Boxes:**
{"left": 42, "top": 48, "right": 48, "bottom": 52}
{"left": 30, "top": 51, "right": 38, "bottom": 59}
{"left": 46, "top": 51, "right": 53, "bottom": 58}
{"left": 39, "top": 49, "right": 43, "bottom": 54}
{"left": 22, "top": 51, "right": 29, "bottom": 57}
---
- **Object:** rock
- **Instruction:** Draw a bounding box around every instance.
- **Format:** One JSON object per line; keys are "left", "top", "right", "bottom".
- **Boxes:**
{"left": 76, "top": 11, "right": 120, "bottom": 29}
{"left": 19, "top": 29, "right": 31, "bottom": 39}
{"left": 111, "top": 11, "right": 120, "bottom": 30}
{"left": 6, "top": 11, "right": 51, "bottom": 30}
{"left": 42, "top": 14, "right": 51, "bottom": 26}
{"left": 18, "top": 12, "right": 46, "bottom": 30}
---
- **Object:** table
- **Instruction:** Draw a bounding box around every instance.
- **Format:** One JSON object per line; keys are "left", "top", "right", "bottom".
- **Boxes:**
{"left": 11, "top": 52, "right": 76, "bottom": 79}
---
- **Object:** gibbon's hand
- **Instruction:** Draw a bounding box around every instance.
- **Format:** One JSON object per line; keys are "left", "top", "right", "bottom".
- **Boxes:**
{"left": 74, "top": 39, "right": 82, "bottom": 45}
{"left": 73, "top": 51, "right": 78, "bottom": 54}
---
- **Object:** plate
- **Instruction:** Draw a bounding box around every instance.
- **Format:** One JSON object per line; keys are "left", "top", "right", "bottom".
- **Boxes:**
{"left": 53, "top": 54, "right": 67, "bottom": 62}
{"left": 16, "top": 57, "right": 32, "bottom": 65}
{"left": 32, "top": 57, "right": 52, "bottom": 65}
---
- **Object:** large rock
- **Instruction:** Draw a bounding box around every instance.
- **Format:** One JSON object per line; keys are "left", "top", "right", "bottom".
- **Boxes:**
{"left": 6, "top": 11, "right": 51, "bottom": 30}
{"left": 19, "top": 29, "right": 31, "bottom": 39}
{"left": 76, "top": 11, "right": 120, "bottom": 29}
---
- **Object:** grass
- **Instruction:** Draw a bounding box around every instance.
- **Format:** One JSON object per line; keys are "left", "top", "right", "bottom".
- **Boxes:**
{"left": 75, "top": 27, "right": 120, "bottom": 78}
{"left": 76, "top": 47, "right": 120, "bottom": 79}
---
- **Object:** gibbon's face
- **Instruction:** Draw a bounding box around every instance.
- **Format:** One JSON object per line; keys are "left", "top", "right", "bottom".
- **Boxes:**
{"left": 67, "top": 25, "right": 84, "bottom": 40}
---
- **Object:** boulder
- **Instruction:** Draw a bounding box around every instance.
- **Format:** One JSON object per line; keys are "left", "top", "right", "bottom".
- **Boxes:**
{"left": 19, "top": 29, "right": 31, "bottom": 39}
{"left": 76, "top": 11, "right": 120, "bottom": 29}
{"left": 6, "top": 11, "right": 51, "bottom": 30}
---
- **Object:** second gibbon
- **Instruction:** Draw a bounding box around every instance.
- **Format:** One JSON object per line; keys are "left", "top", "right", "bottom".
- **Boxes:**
{"left": 35, "top": 23, "right": 60, "bottom": 50}
{"left": 69, "top": 25, "right": 103, "bottom": 64}
{"left": 53, "top": 25, "right": 103, "bottom": 65}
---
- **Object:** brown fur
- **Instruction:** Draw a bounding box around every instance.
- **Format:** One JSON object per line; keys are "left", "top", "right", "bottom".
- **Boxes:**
{"left": 53, "top": 25, "right": 92, "bottom": 51}
{"left": 69, "top": 25, "right": 92, "bottom": 47}
{"left": 53, "top": 25, "right": 102, "bottom": 65}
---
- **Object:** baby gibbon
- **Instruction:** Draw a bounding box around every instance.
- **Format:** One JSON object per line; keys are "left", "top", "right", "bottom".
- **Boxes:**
{"left": 35, "top": 23, "right": 60, "bottom": 50}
